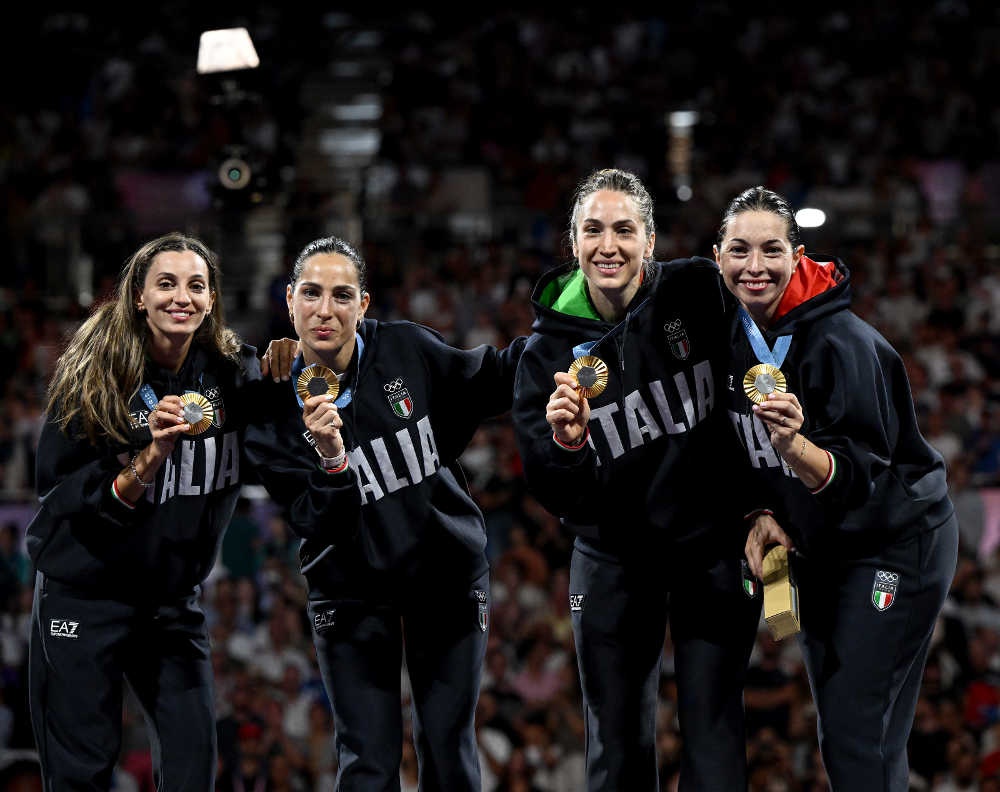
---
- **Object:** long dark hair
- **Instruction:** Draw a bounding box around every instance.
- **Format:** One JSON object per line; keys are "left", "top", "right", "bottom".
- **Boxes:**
{"left": 46, "top": 233, "right": 242, "bottom": 443}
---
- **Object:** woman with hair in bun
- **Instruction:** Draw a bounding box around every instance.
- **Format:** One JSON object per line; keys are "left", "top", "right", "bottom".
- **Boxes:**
{"left": 512, "top": 169, "right": 760, "bottom": 791}
{"left": 246, "top": 235, "right": 525, "bottom": 791}
{"left": 717, "top": 186, "right": 957, "bottom": 791}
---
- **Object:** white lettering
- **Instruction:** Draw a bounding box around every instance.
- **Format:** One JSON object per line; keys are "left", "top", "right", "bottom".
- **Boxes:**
{"left": 396, "top": 427, "right": 423, "bottom": 485}
{"left": 672, "top": 371, "right": 696, "bottom": 428}
{"left": 202, "top": 435, "right": 216, "bottom": 494}
{"left": 159, "top": 457, "right": 176, "bottom": 503}
{"left": 623, "top": 390, "right": 663, "bottom": 449}
{"left": 692, "top": 360, "right": 714, "bottom": 423}
{"left": 178, "top": 441, "right": 201, "bottom": 496}
{"left": 371, "top": 437, "right": 409, "bottom": 493}
{"left": 589, "top": 403, "right": 625, "bottom": 459}
{"left": 416, "top": 416, "right": 440, "bottom": 476}
{"left": 348, "top": 446, "right": 384, "bottom": 505}
{"left": 215, "top": 431, "right": 240, "bottom": 490}
{"left": 649, "top": 380, "right": 688, "bottom": 434}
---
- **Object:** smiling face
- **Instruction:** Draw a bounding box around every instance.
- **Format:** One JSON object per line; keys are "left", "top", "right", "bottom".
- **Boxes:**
{"left": 287, "top": 252, "right": 370, "bottom": 372}
{"left": 715, "top": 210, "right": 804, "bottom": 325}
{"left": 573, "top": 189, "right": 655, "bottom": 320}
{"left": 137, "top": 250, "right": 214, "bottom": 344}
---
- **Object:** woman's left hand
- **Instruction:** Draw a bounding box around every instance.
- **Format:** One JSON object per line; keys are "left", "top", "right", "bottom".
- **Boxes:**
{"left": 752, "top": 391, "right": 804, "bottom": 456}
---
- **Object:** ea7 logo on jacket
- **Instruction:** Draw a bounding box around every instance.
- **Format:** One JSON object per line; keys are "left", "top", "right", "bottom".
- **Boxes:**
{"left": 384, "top": 378, "right": 413, "bottom": 419}
{"left": 348, "top": 416, "right": 441, "bottom": 505}
{"left": 50, "top": 619, "right": 79, "bottom": 638}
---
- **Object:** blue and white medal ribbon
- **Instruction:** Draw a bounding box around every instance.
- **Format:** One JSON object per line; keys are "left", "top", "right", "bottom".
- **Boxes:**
{"left": 739, "top": 306, "right": 791, "bottom": 405}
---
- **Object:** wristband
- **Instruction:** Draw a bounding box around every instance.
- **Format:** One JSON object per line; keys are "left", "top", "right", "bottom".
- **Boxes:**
{"left": 111, "top": 479, "right": 137, "bottom": 509}
{"left": 744, "top": 508, "right": 774, "bottom": 522}
{"left": 809, "top": 450, "right": 837, "bottom": 494}
{"left": 316, "top": 446, "right": 347, "bottom": 471}
{"left": 321, "top": 457, "right": 349, "bottom": 475}
{"left": 129, "top": 454, "right": 154, "bottom": 488}
{"left": 552, "top": 427, "right": 589, "bottom": 451}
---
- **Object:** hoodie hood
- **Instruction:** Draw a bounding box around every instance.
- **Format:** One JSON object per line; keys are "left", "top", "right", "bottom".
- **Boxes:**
{"left": 529, "top": 260, "right": 662, "bottom": 340}
{"left": 769, "top": 254, "right": 851, "bottom": 336}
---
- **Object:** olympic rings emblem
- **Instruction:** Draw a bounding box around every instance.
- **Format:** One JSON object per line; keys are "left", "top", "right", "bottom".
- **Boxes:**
{"left": 384, "top": 378, "right": 404, "bottom": 392}
{"left": 876, "top": 571, "right": 899, "bottom": 583}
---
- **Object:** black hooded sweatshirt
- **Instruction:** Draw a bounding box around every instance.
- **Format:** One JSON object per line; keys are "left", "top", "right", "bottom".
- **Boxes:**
{"left": 511, "top": 258, "right": 750, "bottom": 563}
{"left": 243, "top": 318, "right": 525, "bottom": 594}
{"left": 27, "top": 344, "right": 271, "bottom": 599}
{"left": 724, "top": 254, "right": 953, "bottom": 560}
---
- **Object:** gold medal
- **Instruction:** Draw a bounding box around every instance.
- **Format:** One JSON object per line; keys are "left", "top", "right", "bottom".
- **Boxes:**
{"left": 179, "top": 392, "right": 215, "bottom": 435}
{"left": 296, "top": 364, "right": 340, "bottom": 403}
{"left": 568, "top": 356, "right": 609, "bottom": 399}
{"left": 743, "top": 363, "right": 786, "bottom": 405}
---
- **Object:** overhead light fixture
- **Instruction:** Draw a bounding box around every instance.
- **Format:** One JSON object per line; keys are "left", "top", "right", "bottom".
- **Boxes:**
{"left": 197, "top": 27, "right": 260, "bottom": 74}
{"left": 795, "top": 208, "right": 826, "bottom": 228}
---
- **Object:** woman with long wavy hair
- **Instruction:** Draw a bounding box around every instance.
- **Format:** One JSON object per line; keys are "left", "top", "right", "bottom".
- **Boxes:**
{"left": 28, "top": 232, "right": 264, "bottom": 791}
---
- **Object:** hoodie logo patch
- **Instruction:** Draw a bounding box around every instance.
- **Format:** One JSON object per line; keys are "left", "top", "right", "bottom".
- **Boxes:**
{"left": 204, "top": 386, "right": 226, "bottom": 428}
{"left": 384, "top": 378, "right": 413, "bottom": 419}
{"left": 664, "top": 319, "right": 691, "bottom": 360}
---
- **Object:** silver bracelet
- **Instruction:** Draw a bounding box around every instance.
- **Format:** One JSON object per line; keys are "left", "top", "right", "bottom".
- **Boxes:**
{"left": 129, "top": 454, "right": 154, "bottom": 488}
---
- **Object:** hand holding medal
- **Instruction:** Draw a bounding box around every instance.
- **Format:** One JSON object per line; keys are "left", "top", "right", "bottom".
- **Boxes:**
{"left": 299, "top": 365, "right": 345, "bottom": 459}
{"left": 546, "top": 355, "right": 608, "bottom": 449}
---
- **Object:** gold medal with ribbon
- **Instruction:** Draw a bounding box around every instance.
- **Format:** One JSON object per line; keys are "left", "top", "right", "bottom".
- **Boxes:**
{"left": 296, "top": 364, "right": 340, "bottom": 403}
{"left": 743, "top": 363, "right": 787, "bottom": 405}
{"left": 180, "top": 392, "right": 215, "bottom": 435}
{"left": 568, "top": 356, "right": 609, "bottom": 400}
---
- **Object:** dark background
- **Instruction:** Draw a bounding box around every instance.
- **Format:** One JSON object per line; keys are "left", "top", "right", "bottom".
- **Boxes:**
{"left": 0, "top": 6, "right": 998, "bottom": 790}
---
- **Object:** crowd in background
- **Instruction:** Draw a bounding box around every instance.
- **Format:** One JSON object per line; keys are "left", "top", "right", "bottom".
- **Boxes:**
{"left": 1, "top": 6, "right": 999, "bottom": 791}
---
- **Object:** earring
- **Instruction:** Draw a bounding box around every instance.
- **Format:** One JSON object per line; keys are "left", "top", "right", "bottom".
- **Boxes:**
{"left": 288, "top": 311, "right": 294, "bottom": 323}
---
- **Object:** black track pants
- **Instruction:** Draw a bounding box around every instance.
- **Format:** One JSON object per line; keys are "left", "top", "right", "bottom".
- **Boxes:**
{"left": 308, "top": 568, "right": 490, "bottom": 792}
{"left": 29, "top": 573, "right": 215, "bottom": 792}
{"left": 569, "top": 539, "right": 761, "bottom": 792}
{"left": 796, "top": 518, "right": 958, "bottom": 792}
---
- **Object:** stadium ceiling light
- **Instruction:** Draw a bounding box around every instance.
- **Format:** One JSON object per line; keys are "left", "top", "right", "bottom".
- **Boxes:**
{"left": 669, "top": 110, "right": 699, "bottom": 128}
{"left": 197, "top": 27, "right": 260, "bottom": 74}
{"left": 795, "top": 208, "right": 826, "bottom": 228}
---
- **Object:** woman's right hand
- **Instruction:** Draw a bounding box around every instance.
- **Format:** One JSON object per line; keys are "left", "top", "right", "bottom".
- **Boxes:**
{"left": 546, "top": 372, "right": 590, "bottom": 447}
{"left": 125, "top": 395, "right": 189, "bottom": 490}
{"left": 304, "top": 395, "right": 344, "bottom": 458}
{"left": 148, "top": 395, "right": 190, "bottom": 460}
{"left": 745, "top": 512, "right": 795, "bottom": 580}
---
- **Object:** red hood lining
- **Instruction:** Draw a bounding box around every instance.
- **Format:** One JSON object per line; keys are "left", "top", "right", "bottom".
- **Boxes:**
{"left": 773, "top": 255, "right": 841, "bottom": 320}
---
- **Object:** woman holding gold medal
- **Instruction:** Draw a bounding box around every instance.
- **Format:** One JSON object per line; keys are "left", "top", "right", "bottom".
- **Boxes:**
{"left": 716, "top": 186, "right": 958, "bottom": 791}
{"left": 511, "top": 169, "right": 760, "bottom": 791}
{"left": 25, "top": 233, "right": 289, "bottom": 790}
{"left": 244, "top": 236, "right": 525, "bottom": 791}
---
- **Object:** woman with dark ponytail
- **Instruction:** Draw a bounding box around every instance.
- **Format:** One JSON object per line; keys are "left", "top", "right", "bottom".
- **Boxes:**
{"left": 717, "top": 186, "right": 957, "bottom": 791}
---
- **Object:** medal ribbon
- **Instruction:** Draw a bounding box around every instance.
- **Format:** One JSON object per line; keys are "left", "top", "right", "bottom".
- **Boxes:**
{"left": 739, "top": 307, "right": 791, "bottom": 368}
{"left": 291, "top": 333, "right": 365, "bottom": 409}
{"left": 138, "top": 373, "right": 205, "bottom": 411}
